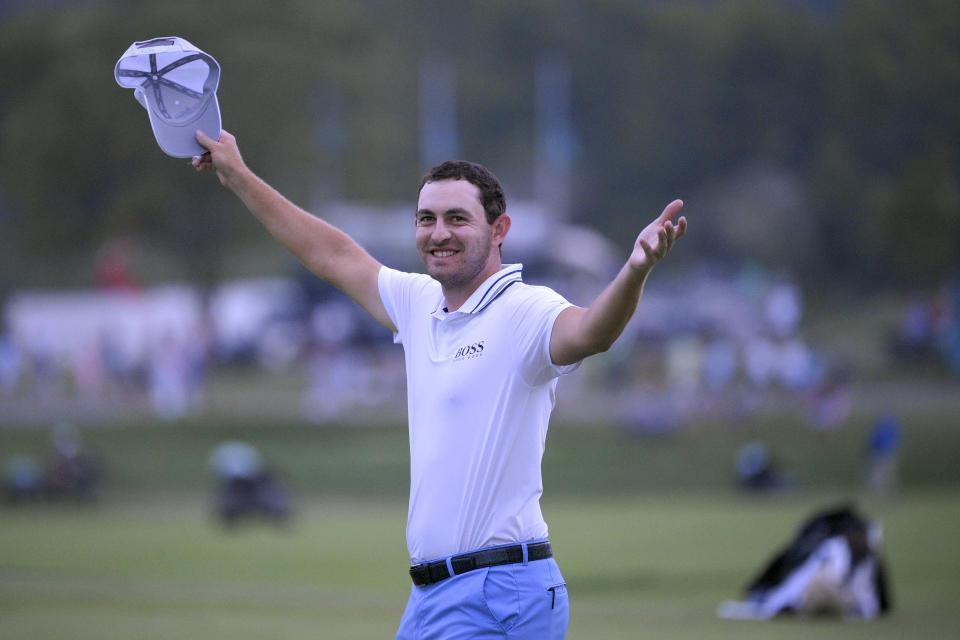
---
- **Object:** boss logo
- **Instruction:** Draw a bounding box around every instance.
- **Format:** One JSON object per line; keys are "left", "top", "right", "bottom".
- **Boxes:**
{"left": 454, "top": 341, "right": 485, "bottom": 360}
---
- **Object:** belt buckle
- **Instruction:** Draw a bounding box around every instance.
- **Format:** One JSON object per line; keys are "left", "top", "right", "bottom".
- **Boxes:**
{"left": 409, "top": 562, "right": 430, "bottom": 586}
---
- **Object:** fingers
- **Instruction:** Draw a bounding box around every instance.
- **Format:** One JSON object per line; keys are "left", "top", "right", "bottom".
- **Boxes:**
{"left": 194, "top": 129, "right": 217, "bottom": 151}
{"left": 638, "top": 238, "right": 653, "bottom": 260}
{"left": 656, "top": 199, "right": 684, "bottom": 224}
{"left": 663, "top": 215, "right": 688, "bottom": 243}
{"left": 639, "top": 227, "right": 667, "bottom": 261}
{"left": 633, "top": 203, "right": 687, "bottom": 272}
{"left": 191, "top": 152, "right": 213, "bottom": 171}
{"left": 191, "top": 129, "right": 218, "bottom": 173}
{"left": 675, "top": 215, "right": 687, "bottom": 239}
{"left": 655, "top": 202, "right": 687, "bottom": 248}
{"left": 192, "top": 130, "right": 234, "bottom": 173}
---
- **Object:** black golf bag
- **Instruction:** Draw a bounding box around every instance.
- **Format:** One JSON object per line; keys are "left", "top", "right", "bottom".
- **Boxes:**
{"left": 718, "top": 504, "right": 892, "bottom": 620}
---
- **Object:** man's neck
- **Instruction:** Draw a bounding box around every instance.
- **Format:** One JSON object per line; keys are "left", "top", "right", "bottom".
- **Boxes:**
{"left": 441, "top": 263, "right": 504, "bottom": 313}
{"left": 442, "top": 284, "right": 480, "bottom": 313}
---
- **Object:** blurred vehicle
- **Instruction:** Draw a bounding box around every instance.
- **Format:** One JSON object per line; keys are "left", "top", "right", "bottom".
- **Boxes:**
{"left": 208, "top": 440, "right": 292, "bottom": 527}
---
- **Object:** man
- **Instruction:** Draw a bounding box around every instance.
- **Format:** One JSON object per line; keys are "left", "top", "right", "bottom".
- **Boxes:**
{"left": 193, "top": 129, "right": 686, "bottom": 639}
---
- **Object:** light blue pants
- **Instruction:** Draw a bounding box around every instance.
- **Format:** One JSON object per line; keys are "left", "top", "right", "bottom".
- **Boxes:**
{"left": 396, "top": 553, "right": 569, "bottom": 639}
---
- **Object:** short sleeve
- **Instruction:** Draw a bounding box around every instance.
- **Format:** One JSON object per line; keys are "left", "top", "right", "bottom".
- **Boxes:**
{"left": 378, "top": 266, "right": 436, "bottom": 344}
{"left": 508, "top": 285, "right": 580, "bottom": 385}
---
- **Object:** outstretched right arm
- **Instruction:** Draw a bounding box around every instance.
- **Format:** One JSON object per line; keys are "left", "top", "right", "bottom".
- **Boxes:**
{"left": 193, "top": 129, "right": 394, "bottom": 331}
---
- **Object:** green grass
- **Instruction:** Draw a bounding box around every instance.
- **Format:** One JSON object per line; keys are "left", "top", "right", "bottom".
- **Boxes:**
{"left": 1, "top": 493, "right": 958, "bottom": 639}
{"left": 2, "top": 411, "right": 959, "bottom": 498}
{"left": 2, "top": 413, "right": 959, "bottom": 638}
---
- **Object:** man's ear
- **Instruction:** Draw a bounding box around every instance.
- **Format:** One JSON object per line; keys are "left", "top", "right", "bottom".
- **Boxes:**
{"left": 493, "top": 214, "right": 511, "bottom": 245}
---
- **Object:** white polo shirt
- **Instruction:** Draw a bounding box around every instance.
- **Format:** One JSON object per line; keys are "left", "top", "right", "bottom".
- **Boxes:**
{"left": 379, "top": 263, "right": 579, "bottom": 563}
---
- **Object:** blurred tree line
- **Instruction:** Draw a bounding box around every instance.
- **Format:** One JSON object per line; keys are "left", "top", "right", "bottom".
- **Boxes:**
{"left": 0, "top": 0, "right": 957, "bottom": 293}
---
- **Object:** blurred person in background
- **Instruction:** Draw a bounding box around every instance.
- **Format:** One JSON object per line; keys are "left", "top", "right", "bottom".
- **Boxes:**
{"left": 3, "top": 423, "right": 101, "bottom": 504}
{"left": 865, "top": 413, "right": 902, "bottom": 496}
{"left": 45, "top": 422, "right": 101, "bottom": 502}
{"left": 735, "top": 441, "right": 793, "bottom": 494}
{"left": 194, "top": 129, "right": 686, "bottom": 639}
{"left": 4, "top": 455, "right": 43, "bottom": 504}
{"left": 0, "top": 320, "right": 23, "bottom": 397}
{"left": 209, "top": 440, "right": 292, "bottom": 527}
{"left": 148, "top": 329, "right": 207, "bottom": 421}
{"left": 94, "top": 236, "right": 141, "bottom": 291}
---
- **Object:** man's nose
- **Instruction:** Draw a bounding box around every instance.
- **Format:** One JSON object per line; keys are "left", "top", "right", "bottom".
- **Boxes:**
{"left": 431, "top": 219, "right": 452, "bottom": 242}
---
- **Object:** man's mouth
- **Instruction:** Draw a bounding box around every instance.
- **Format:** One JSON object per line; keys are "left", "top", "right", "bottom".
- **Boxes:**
{"left": 431, "top": 249, "right": 457, "bottom": 257}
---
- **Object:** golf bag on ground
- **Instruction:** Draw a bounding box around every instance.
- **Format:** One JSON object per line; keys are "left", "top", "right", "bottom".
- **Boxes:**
{"left": 717, "top": 503, "right": 892, "bottom": 620}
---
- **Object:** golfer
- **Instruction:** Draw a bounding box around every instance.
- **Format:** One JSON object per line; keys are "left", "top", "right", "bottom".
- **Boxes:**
{"left": 194, "top": 129, "right": 686, "bottom": 639}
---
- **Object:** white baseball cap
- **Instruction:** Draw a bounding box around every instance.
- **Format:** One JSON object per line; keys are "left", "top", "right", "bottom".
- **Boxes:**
{"left": 115, "top": 36, "right": 221, "bottom": 158}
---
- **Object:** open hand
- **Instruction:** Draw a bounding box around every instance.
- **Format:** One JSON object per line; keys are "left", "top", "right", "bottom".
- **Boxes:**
{"left": 630, "top": 199, "right": 687, "bottom": 272}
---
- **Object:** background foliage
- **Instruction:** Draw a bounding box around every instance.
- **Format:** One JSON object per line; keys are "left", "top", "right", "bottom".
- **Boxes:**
{"left": 1, "top": 0, "right": 958, "bottom": 292}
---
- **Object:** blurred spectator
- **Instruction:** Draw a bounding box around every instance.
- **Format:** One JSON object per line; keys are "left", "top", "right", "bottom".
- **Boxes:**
{"left": 101, "top": 327, "right": 146, "bottom": 398}
{"left": 4, "top": 423, "right": 101, "bottom": 504}
{"left": 891, "top": 290, "right": 953, "bottom": 366}
{"left": 865, "top": 413, "right": 902, "bottom": 496}
{"left": 303, "top": 344, "right": 377, "bottom": 422}
{"left": 4, "top": 455, "right": 43, "bottom": 504}
{"left": 45, "top": 422, "right": 101, "bottom": 501}
{"left": 736, "top": 441, "right": 793, "bottom": 493}
{"left": 763, "top": 280, "right": 802, "bottom": 339}
{"left": 72, "top": 332, "right": 106, "bottom": 400}
{"left": 94, "top": 237, "right": 140, "bottom": 291}
{"left": 665, "top": 335, "right": 703, "bottom": 392}
{"left": 744, "top": 334, "right": 819, "bottom": 393}
{"left": 950, "top": 273, "right": 960, "bottom": 375}
{"left": 28, "top": 330, "right": 60, "bottom": 401}
{"left": 777, "top": 337, "right": 818, "bottom": 392}
{"left": 703, "top": 334, "right": 738, "bottom": 393}
{"left": 807, "top": 365, "right": 852, "bottom": 432}
{"left": 743, "top": 334, "right": 777, "bottom": 389}
{"left": 208, "top": 440, "right": 292, "bottom": 527}
{"left": 302, "top": 300, "right": 381, "bottom": 422}
{"left": 893, "top": 295, "right": 935, "bottom": 359}
{"left": 0, "top": 325, "right": 23, "bottom": 396}
{"left": 148, "top": 331, "right": 197, "bottom": 420}
{"left": 622, "top": 391, "right": 684, "bottom": 436}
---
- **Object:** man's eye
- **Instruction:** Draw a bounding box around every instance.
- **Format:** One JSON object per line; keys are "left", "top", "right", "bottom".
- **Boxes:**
{"left": 417, "top": 216, "right": 435, "bottom": 225}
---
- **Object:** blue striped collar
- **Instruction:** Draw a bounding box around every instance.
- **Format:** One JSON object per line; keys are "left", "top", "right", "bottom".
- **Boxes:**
{"left": 433, "top": 264, "right": 523, "bottom": 317}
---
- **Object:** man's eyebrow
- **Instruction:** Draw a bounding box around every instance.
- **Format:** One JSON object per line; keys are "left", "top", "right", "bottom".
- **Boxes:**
{"left": 416, "top": 207, "right": 472, "bottom": 217}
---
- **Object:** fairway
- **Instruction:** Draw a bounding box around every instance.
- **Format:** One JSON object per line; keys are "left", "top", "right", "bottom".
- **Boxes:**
{"left": 2, "top": 491, "right": 959, "bottom": 639}
{"left": 3, "top": 414, "right": 960, "bottom": 638}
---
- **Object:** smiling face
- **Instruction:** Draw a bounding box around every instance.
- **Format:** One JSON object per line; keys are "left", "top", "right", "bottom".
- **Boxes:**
{"left": 416, "top": 179, "right": 510, "bottom": 309}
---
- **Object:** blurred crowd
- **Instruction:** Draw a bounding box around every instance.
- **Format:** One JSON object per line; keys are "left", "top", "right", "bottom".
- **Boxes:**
{"left": 0, "top": 260, "right": 404, "bottom": 422}
{"left": 1, "top": 259, "right": 957, "bottom": 427}
{"left": 600, "top": 271, "right": 854, "bottom": 435}
{"left": 890, "top": 289, "right": 958, "bottom": 369}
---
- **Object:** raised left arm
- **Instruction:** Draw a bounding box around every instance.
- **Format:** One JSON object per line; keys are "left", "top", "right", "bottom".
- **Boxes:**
{"left": 549, "top": 200, "right": 687, "bottom": 366}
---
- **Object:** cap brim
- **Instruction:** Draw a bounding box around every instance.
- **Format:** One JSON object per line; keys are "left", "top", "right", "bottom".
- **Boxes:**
{"left": 144, "top": 93, "right": 221, "bottom": 158}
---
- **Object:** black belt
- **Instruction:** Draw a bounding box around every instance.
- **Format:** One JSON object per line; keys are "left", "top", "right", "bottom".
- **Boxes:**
{"left": 409, "top": 541, "right": 552, "bottom": 587}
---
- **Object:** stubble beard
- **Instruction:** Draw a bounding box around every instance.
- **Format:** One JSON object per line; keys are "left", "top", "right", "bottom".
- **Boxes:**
{"left": 423, "top": 234, "right": 495, "bottom": 293}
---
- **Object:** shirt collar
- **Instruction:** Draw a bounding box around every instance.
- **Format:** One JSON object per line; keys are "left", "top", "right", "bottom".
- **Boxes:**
{"left": 431, "top": 263, "right": 524, "bottom": 319}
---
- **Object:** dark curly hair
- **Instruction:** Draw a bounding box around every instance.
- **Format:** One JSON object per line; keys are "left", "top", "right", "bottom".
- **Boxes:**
{"left": 418, "top": 160, "right": 506, "bottom": 224}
